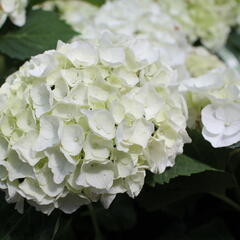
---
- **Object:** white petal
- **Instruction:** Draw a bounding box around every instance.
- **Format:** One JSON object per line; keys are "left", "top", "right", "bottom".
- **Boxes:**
{"left": 61, "top": 68, "right": 83, "bottom": 87}
{"left": 0, "top": 136, "right": 8, "bottom": 160}
{"left": 0, "top": 94, "right": 7, "bottom": 111}
{"left": 10, "top": 8, "right": 26, "bottom": 27}
{"left": 52, "top": 102, "right": 80, "bottom": 120}
{"left": 61, "top": 124, "right": 84, "bottom": 156}
{"left": 0, "top": 116, "right": 15, "bottom": 137}
{"left": 133, "top": 84, "right": 163, "bottom": 120}
{"left": 113, "top": 150, "right": 135, "bottom": 178}
{"left": 120, "top": 96, "right": 144, "bottom": 119}
{"left": 101, "top": 194, "right": 116, "bottom": 209}
{"left": 28, "top": 54, "right": 57, "bottom": 78}
{"left": 16, "top": 108, "right": 36, "bottom": 132}
{"left": 203, "top": 127, "right": 240, "bottom": 148}
{"left": 84, "top": 133, "right": 112, "bottom": 161}
{"left": 181, "top": 69, "right": 223, "bottom": 91}
{"left": 128, "top": 39, "right": 159, "bottom": 70}
{"left": 76, "top": 162, "right": 114, "bottom": 190}
{"left": 144, "top": 139, "right": 171, "bottom": 173}
{"left": 7, "top": 151, "right": 35, "bottom": 181}
{"left": 51, "top": 78, "right": 69, "bottom": 101}
{"left": 13, "top": 131, "right": 44, "bottom": 166}
{"left": 59, "top": 41, "right": 98, "bottom": 67}
{"left": 114, "top": 68, "right": 139, "bottom": 86}
{"left": 68, "top": 84, "right": 88, "bottom": 105}
{"left": 1, "top": 0, "right": 16, "bottom": 13}
{"left": 0, "top": 160, "right": 8, "bottom": 179}
{"left": 30, "top": 84, "right": 53, "bottom": 118}
{"left": 31, "top": 84, "right": 51, "bottom": 106}
{"left": 201, "top": 105, "right": 225, "bottom": 134}
{"left": 99, "top": 47, "right": 125, "bottom": 67}
{"left": 202, "top": 128, "right": 223, "bottom": 148}
{"left": 57, "top": 193, "right": 89, "bottom": 214}
{"left": 88, "top": 85, "right": 110, "bottom": 102}
{"left": 116, "top": 119, "right": 154, "bottom": 149}
{"left": 29, "top": 201, "right": 55, "bottom": 215}
{"left": 125, "top": 170, "right": 145, "bottom": 198}
{"left": 82, "top": 109, "right": 116, "bottom": 140}
{"left": 35, "top": 163, "right": 64, "bottom": 197}
{"left": 109, "top": 101, "right": 125, "bottom": 124}
{"left": 35, "top": 115, "right": 62, "bottom": 152}
{"left": 18, "top": 178, "right": 47, "bottom": 203}
{"left": 45, "top": 148, "right": 75, "bottom": 184}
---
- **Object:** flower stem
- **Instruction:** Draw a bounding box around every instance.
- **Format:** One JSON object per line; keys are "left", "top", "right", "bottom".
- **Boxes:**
{"left": 88, "top": 204, "right": 103, "bottom": 240}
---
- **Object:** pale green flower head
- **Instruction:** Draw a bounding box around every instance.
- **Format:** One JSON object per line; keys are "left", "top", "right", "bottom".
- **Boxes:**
{"left": 39, "top": 0, "right": 98, "bottom": 33}
{"left": 186, "top": 47, "right": 224, "bottom": 77}
{"left": 0, "top": 0, "right": 28, "bottom": 28}
{"left": 180, "top": 48, "right": 240, "bottom": 147}
{"left": 58, "top": 0, "right": 192, "bottom": 67}
{"left": 0, "top": 32, "right": 190, "bottom": 214}
{"left": 158, "top": 0, "right": 240, "bottom": 49}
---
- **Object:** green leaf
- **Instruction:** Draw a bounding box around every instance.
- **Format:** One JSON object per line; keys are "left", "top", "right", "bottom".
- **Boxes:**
{"left": 228, "top": 141, "right": 240, "bottom": 149}
{"left": 184, "top": 129, "right": 229, "bottom": 170}
{"left": 154, "top": 154, "right": 220, "bottom": 185}
{"left": 156, "top": 218, "right": 235, "bottom": 240}
{"left": 96, "top": 195, "right": 136, "bottom": 232}
{"left": 28, "top": 0, "right": 48, "bottom": 7}
{"left": 138, "top": 171, "right": 238, "bottom": 212}
{"left": 82, "top": 0, "right": 106, "bottom": 7}
{"left": 188, "top": 218, "right": 235, "bottom": 240}
{"left": 0, "top": 192, "right": 65, "bottom": 240}
{"left": 226, "top": 30, "right": 240, "bottom": 61}
{"left": 0, "top": 10, "right": 77, "bottom": 60}
{"left": 53, "top": 218, "right": 76, "bottom": 240}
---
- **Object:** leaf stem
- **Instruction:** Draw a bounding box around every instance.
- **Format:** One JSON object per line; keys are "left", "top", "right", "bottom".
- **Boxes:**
{"left": 210, "top": 192, "right": 240, "bottom": 212}
{"left": 88, "top": 204, "right": 103, "bottom": 240}
{"left": 2, "top": 207, "right": 31, "bottom": 240}
{"left": 51, "top": 213, "right": 61, "bottom": 240}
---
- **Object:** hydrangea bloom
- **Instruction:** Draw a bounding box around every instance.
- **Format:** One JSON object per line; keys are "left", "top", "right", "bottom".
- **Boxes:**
{"left": 0, "top": 0, "right": 27, "bottom": 28}
{"left": 185, "top": 47, "right": 224, "bottom": 78}
{"left": 179, "top": 47, "right": 240, "bottom": 147}
{"left": 202, "top": 103, "right": 240, "bottom": 148}
{"left": 0, "top": 32, "right": 190, "bottom": 214}
{"left": 53, "top": 0, "right": 191, "bottom": 67}
{"left": 39, "top": 0, "right": 98, "bottom": 33}
{"left": 158, "top": 0, "right": 240, "bottom": 49}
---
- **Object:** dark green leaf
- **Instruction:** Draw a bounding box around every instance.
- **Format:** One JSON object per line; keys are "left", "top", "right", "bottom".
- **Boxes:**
{"left": 53, "top": 218, "right": 76, "bottom": 240}
{"left": 82, "top": 0, "right": 106, "bottom": 7}
{"left": 156, "top": 218, "right": 234, "bottom": 240}
{"left": 184, "top": 129, "right": 229, "bottom": 170}
{"left": 0, "top": 192, "right": 65, "bottom": 240}
{"left": 154, "top": 154, "right": 219, "bottom": 184}
{"left": 228, "top": 141, "right": 240, "bottom": 149}
{"left": 188, "top": 218, "right": 235, "bottom": 240}
{"left": 226, "top": 30, "right": 240, "bottom": 61}
{"left": 96, "top": 195, "right": 136, "bottom": 232}
{"left": 138, "top": 171, "right": 238, "bottom": 212}
{"left": 28, "top": 0, "right": 48, "bottom": 7}
{"left": 0, "top": 10, "right": 77, "bottom": 60}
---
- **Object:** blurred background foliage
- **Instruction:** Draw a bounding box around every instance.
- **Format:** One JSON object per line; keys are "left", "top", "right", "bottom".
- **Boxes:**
{"left": 0, "top": 0, "right": 240, "bottom": 239}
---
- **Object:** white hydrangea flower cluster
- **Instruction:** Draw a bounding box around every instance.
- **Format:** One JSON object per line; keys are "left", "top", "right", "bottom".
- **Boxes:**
{"left": 0, "top": 32, "right": 190, "bottom": 214}
{"left": 39, "top": 0, "right": 98, "bottom": 33}
{"left": 180, "top": 47, "right": 240, "bottom": 148}
{"left": 0, "top": 0, "right": 27, "bottom": 28}
{"left": 54, "top": 0, "right": 191, "bottom": 67}
{"left": 157, "top": 0, "right": 240, "bottom": 50}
